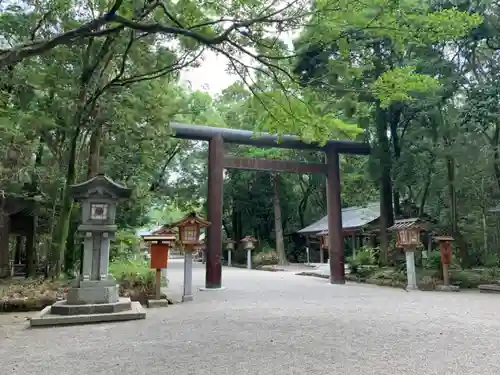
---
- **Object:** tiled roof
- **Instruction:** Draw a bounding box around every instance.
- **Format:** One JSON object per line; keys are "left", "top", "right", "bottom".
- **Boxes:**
{"left": 297, "top": 203, "right": 380, "bottom": 234}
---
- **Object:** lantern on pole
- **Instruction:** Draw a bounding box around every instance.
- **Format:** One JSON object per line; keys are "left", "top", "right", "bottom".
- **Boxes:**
{"left": 141, "top": 227, "right": 177, "bottom": 306}
{"left": 318, "top": 230, "right": 328, "bottom": 264}
{"left": 241, "top": 236, "right": 257, "bottom": 269}
{"left": 170, "top": 212, "right": 211, "bottom": 302}
{"left": 388, "top": 218, "right": 427, "bottom": 291}
{"left": 433, "top": 235, "right": 459, "bottom": 291}
{"left": 225, "top": 239, "right": 235, "bottom": 267}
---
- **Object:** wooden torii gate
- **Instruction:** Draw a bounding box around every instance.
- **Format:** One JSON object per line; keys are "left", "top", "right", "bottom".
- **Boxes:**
{"left": 171, "top": 122, "right": 370, "bottom": 289}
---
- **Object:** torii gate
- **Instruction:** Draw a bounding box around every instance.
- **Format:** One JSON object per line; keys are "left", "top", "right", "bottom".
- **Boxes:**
{"left": 171, "top": 122, "right": 370, "bottom": 289}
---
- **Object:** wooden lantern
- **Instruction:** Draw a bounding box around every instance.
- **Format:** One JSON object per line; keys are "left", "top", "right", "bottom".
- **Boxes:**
{"left": 169, "top": 212, "right": 211, "bottom": 251}
{"left": 142, "top": 228, "right": 177, "bottom": 300}
{"left": 318, "top": 231, "right": 329, "bottom": 249}
{"left": 142, "top": 228, "right": 177, "bottom": 270}
{"left": 388, "top": 218, "right": 427, "bottom": 249}
{"left": 396, "top": 229, "right": 420, "bottom": 247}
{"left": 241, "top": 236, "right": 257, "bottom": 250}
{"left": 434, "top": 235, "right": 454, "bottom": 265}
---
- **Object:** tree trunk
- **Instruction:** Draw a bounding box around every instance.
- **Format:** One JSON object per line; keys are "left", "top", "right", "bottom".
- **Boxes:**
{"left": 25, "top": 138, "right": 44, "bottom": 278}
{"left": 444, "top": 139, "right": 468, "bottom": 267}
{"left": 389, "top": 105, "right": 402, "bottom": 216}
{"left": 64, "top": 212, "right": 78, "bottom": 274}
{"left": 376, "top": 105, "right": 394, "bottom": 265}
{"left": 271, "top": 174, "right": 288, "bottom": 265}
{"left": 87, "top": 124, "right": 103, "bottom": 178}
{"left": 491, "top": 125, "right": 500, "bottom": 191}
{"left": 50, "top": 128, "right": 80, "bottom": 277}
{"left": 419, "top": 153, "right": 436, "bottom": 216}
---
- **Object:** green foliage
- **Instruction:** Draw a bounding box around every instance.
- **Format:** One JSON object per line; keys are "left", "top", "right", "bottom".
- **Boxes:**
{"left": 109, "top": 259, "right": 168, "bottom": 297}
{"left": 252, "top": 251, "right": 279, "bottom": 267}
{"left": 424, "top": 251, "right": 460, "bottom": 271}
{"left": 450, "top": 270, "right": 484, "bottom": 289}
{"left": 109, "top": 230, "right": 141, "bottom": 262}
{"left": 348, "top": 247, "right": 377, "bottom": 266}
{"left": 371, "top": 67, "right": 441, "bottom": 108}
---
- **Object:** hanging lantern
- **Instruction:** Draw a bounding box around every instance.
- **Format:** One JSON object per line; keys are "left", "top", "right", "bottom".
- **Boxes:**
{"left": 318, "top": 231, "right": 328, "bottom": 249}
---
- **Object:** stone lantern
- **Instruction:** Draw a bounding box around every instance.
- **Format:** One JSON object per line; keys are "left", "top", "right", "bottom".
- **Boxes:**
{"left": 225, "top": 239, "right": 235, "bottom": 267}
{"left": 241, "top": 236, "right": 257, "bottom": 269}
{"left": 388, "top": 218, "right": 428, "bottom": 291}
{"left": 170, "top": 212, "right": 211, "bottom": 302}
{"left": 30, "top": 174, "right": 145, "bottom": 327}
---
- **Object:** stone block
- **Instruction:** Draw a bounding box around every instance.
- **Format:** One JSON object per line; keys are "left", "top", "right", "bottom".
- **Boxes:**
{"left": 147, "top": 299, "right": 169, "bottom": 308}
{"left": 479, "top": 284, "right": 500, "bottom": 294}
{"left": 66, "top": 285, "right": 119, "bottom": 305}
{"left": 79, "top": 280, "right": 118, "bottom": 288}
{"left": 436, "top": 285, "right": 460, "bottom": 292}
{"left": 51, "top": 299, "right": 132, "bottom": 315}
{"left": 29, "top": 300, "right": 146, "bottom": 327}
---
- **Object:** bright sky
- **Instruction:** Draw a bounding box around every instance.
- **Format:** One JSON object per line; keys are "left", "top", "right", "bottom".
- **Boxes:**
{"left": 180, "top": 50, "right": 238, "bottom": 95}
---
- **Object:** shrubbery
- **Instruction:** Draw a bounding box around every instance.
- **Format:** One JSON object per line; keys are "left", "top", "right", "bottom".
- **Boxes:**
{"left": 252, "top": 251, "right": 279, "bottom": 267}
{"left": 109, "top": 259, "right": 167, "bottom": 303}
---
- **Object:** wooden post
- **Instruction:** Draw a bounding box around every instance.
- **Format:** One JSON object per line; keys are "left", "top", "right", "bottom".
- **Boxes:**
{"left": 326, "top": 148, "right": 344, "bottom": 284}
{"left": 351, "top": 233, "right": 356, "bottom": 259}
{"left": 206, "top": 135, "right": 224, "bottom": 289}
{"left": 155, "top": 268, "right": 161, "bottom": 300}
{"left": 0, "top": 214, "right": 10, "bottom": 278}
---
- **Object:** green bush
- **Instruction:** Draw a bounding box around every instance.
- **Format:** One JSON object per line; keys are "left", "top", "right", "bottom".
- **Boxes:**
{"left": 109, "top": 259, "right": 168, "bottom": 300}
{"left": 424, "top": 251, "right": 442, "bottom": 270}
{"left": 109, "top": 230, "right": 141, "bottom": 261}
{"left": 424, "top": 251, "right": 460, "bottom": 271}
{"left": 347, "top": 247, "right": 377, "bottom": 269}
{"left": 450, "top": 270, "right": 483, "bottom": 288}
{"left": 252, "top": 251, "right": 279, "bottom": 267}
{"left": 483, "top": 253, "right": 500, "bottom": 268}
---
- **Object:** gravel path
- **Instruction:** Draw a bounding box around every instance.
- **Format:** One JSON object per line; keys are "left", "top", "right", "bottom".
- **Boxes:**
{"left": 2, "top": 261, "right": 500, "bottom": 375}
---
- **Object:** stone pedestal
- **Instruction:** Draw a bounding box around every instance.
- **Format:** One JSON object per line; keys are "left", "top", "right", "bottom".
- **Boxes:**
{"left": 182, "top": 252, "right": 193, "bottom": 302}
{"left": 405, "top": 250, "right": 418, "bottom": 290}
{"left": 227, "top": 250, "right": 232, "bottom": 267}
{"left": 67, "top": 280, "right": 119, "bottom": 304}
{"left": 247, "top": 249, "right": 252, "bottom": 269}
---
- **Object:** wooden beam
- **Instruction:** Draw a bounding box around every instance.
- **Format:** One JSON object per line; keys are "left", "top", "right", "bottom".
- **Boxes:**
{"left": 171, "top": 122, "right": 371, "bottom": 154}
{"left": 223, "top": 156, "right": 326, "bottom": 174}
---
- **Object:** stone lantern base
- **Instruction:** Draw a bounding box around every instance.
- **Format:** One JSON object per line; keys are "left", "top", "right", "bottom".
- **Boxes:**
{"left": 30, "top": 280, "right": 146, "bottom": 327}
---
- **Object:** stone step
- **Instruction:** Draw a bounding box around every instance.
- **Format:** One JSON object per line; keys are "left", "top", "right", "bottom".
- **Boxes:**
{"left": 478, "top": 284, "right": 500, "bottom": 294}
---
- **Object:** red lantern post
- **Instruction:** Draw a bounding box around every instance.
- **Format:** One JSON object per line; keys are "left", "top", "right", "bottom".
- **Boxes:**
{"left": 318, "top": 230, "right": 328, "bottom": 264}
{"left": 142, "top": 228, "right": 176, "bottom": 305}
{"left": 433, "top": 235, "right": 458, "bottom": 291}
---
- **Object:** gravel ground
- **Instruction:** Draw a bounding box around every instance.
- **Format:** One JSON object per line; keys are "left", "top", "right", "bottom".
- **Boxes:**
{"left": 2, "top": 260, "right": 500, "bottom": 375}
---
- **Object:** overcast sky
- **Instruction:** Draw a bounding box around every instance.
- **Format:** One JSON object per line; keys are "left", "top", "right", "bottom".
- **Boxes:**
{"left": 179, "top": 50, "right": 238, "bottom": 95}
